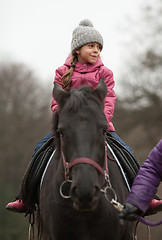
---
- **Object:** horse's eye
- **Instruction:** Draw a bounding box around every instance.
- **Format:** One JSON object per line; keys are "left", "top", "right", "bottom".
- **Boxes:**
{"left": 57, "top": 128, "right": 64, "bottom": 137}
{"left": 103, "top": 128, "right": 107, "bottom": 135}
{"left": 60, "top": 131, "right": 64, "bottom": 137}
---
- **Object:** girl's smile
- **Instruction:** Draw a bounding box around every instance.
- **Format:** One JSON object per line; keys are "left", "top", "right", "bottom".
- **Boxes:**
{"left": 75, "top": 42, "right": 101, "bottom": 64}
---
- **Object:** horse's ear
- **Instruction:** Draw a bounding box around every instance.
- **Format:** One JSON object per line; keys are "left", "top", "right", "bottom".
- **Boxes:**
{"left": 53, "top": 83, "right": 70, "bottom": 107}
{"left": 93, "top": 77, "right": 107, "bottom": 104}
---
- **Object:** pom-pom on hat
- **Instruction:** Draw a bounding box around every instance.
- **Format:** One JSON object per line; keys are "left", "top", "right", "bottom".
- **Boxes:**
{"left": 71, "top": 19, "right": 103, "bottom": 53}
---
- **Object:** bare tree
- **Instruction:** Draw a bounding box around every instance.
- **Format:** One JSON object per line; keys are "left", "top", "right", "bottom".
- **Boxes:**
{"left": 0, "top": 62, "right": 53, "bottom": 187}
{"left": 0, "top": 62, "right": 53, "bottom": 240}
{"left": 113, "top": 2, "right": 162, "bottom": 238}
{"left": 119, "top": 0, "right": 162, "bottom": 108}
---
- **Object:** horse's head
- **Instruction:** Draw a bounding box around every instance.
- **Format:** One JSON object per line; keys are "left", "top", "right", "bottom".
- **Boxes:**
{"left": 53, "top": 78, "right": 108, "bottom": 211}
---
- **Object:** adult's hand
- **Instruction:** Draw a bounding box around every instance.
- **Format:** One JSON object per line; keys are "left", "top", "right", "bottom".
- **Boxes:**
{"left": 119, "top": 203, "right": 140, "bottom": 221}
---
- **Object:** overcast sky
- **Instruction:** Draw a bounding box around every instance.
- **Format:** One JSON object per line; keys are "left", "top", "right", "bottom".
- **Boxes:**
{"left": 0, "top": 0, "right": 146, "bottom": 90}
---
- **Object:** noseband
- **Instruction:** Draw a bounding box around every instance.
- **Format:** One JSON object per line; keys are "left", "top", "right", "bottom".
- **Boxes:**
{"left": 61, "top": 143, "right": 110, "bottom": 181}
{"left": 60, "top": 140, "right": 117, "bottom": 202}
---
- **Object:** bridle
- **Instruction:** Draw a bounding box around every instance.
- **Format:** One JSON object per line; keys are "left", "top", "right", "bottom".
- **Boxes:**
{"left": 60, "top": 137, "right": 117, "bottom": 202}
{"left": 62, "top": 143, "right": 109, "bottom": 180}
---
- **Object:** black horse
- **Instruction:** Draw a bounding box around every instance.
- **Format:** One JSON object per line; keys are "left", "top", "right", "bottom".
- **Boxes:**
{"left": 38, "top": 78, "right": 135, "bottom": 240}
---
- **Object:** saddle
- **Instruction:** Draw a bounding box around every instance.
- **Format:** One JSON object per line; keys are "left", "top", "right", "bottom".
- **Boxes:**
{"left": 21, "top": 134, "right": 140, "bottom": 211}
{"left": 106, "top": 133, "right": 140, "bottom": 186}
{"left": 21, "top": 137, "right": 55, "bottom": 211}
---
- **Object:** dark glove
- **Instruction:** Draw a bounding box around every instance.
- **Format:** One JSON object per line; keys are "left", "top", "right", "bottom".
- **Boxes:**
{"left": 119, "top": 203, "right": 140, "bottom": 221}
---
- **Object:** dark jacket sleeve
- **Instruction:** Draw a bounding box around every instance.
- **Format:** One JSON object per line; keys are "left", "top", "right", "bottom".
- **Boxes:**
{"left": 126, "top": 139, "right": 162, "bottom": 212}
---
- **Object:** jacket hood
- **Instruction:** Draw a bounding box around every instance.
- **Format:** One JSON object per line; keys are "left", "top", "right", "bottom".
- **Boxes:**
{"left": 64, "top": 54, "right": 104, "bottom": 73}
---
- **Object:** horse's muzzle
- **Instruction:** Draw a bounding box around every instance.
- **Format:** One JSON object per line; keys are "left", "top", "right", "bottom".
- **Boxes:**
{"left": 70, "top": 185, "right": 100, "bottom": 212}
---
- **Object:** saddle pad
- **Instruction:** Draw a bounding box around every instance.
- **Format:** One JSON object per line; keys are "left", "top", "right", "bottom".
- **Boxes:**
{"left": 106, "top": 133, "right": 140, "bottom": 187}
{"left": 21, "top": 137, "right": 55, "bottom": 210}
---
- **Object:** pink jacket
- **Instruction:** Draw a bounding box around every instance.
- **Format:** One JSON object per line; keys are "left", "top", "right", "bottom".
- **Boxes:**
{"left": 51, "top": 55, "right": 116, "bottom": 132}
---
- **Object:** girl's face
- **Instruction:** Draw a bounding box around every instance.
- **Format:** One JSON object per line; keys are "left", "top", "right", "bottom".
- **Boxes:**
{"left": 75, "top": 42, "right": 101, "bottom": 64}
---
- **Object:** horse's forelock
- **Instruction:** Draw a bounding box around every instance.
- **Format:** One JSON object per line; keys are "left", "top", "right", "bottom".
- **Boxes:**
{"left": 64, "top": 85, "right": 104, "bottom": 112}
{"left": 64, "top": 85, "right": 93, "bottom": 111}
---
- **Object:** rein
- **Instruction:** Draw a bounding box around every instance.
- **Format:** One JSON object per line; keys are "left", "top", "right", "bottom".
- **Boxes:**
{"left": 136, "top": 215, "right": 162, "bottom": 227}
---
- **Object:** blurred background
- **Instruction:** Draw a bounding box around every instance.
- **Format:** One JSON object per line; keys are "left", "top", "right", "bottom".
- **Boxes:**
{"left": 0, "top": 0, "right": 162, "bottom": 239}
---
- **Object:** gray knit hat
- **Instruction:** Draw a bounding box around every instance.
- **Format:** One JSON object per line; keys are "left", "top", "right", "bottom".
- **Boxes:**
{"left": 71, "top": 19, "right": 103, "bottom": 53}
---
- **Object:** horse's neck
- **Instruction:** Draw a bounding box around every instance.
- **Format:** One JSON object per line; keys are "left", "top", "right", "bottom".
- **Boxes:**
{"left": 108, "top": 160, "right": 129, "bottom": 201}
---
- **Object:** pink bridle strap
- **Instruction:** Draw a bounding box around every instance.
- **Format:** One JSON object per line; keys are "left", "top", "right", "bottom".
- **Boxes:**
{"left": 61, "top": 140, "right": 110, "bottom": 181}
{"left": 67, "top": 157, "right": 106, "bottom": 177}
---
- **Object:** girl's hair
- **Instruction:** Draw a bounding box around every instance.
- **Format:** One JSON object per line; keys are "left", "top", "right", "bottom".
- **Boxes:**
{"left": 61, "top": 52, "right": 78, "bottom": 91}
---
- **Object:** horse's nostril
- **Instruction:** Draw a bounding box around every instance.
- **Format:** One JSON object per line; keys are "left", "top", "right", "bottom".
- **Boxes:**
{"left": 94, "top": 186, "right": 100, "bottom": 195}
{"left": 70, "top": 186, "right": 78, "bottom": 199}
{"left": 71, "top": 185, "right": 99, "bottom": 198}
{"left": 71, "top": 184, "right": 100, "bottom": 211}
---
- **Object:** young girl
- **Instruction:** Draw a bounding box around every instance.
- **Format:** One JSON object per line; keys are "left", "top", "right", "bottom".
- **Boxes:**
{"left": 6, "top": 19, "right": 162, "bottom": 213}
